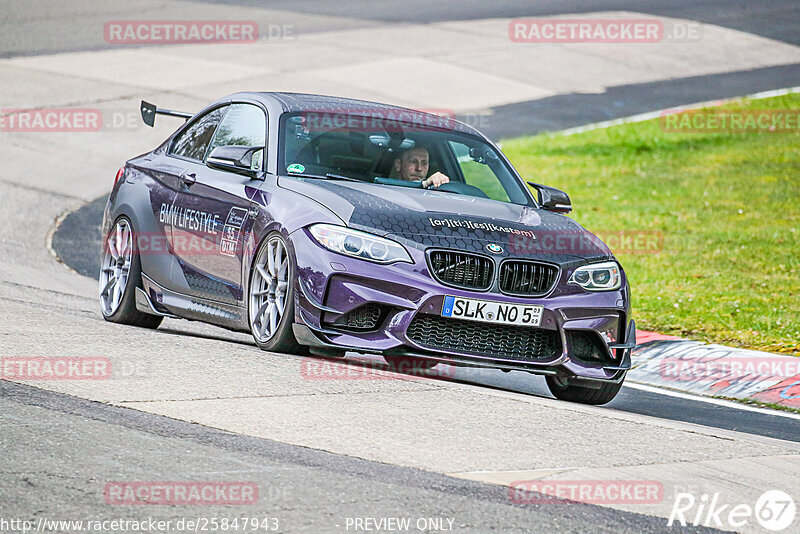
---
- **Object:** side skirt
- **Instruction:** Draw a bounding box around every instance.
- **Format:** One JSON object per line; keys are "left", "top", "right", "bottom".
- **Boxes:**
{"left": 140, "top": 274, "right": 249, "bottom": 332}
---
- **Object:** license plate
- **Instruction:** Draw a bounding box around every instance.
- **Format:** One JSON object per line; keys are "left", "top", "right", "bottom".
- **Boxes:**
{"left": 441, "top": 295, "right": 543, "bottom": 327}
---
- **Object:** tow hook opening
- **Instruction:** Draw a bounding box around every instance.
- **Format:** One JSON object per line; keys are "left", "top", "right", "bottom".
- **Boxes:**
{"left": 555, "top": 373, "right": 605, "bottom": 390}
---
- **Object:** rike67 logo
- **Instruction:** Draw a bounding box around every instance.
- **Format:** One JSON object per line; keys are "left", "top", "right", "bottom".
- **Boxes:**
{"left": 669, "top": 490, "right": 796, "bottom": 531}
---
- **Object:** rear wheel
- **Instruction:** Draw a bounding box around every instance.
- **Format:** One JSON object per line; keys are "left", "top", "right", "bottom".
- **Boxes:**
{"left": 248, "top": 232, "right": 305, "bottom": 354}
{"left": 545, "top": 374, "right": 623, "bottom": 405}
{"left": 99, "top": 217, "right": 163, "bottom": 329}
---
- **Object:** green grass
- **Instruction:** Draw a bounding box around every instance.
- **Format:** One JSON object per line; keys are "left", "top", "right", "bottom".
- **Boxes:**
{"left": 712, "top": 396, "right": 800, "bottom": 414}
{"left": 501, "top": 93, "right": 800, "bottom": 355}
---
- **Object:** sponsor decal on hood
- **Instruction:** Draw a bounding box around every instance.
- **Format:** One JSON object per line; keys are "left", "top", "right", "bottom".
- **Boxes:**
{"left": 279, "top": 178, "right": 611, "bottom": 263}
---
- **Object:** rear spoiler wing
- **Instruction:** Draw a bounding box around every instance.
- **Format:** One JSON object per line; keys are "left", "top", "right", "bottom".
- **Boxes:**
{"left": 140, "top": 100, "right": 192, "bottom": 127}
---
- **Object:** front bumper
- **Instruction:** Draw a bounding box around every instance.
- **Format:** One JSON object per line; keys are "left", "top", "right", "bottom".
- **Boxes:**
{"left": 291, "top": 228, "right": 633, "bottom": 382}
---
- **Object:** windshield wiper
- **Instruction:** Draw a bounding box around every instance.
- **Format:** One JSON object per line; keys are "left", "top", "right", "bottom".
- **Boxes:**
{"left": 325, "top": 173, "right": 362, "bottom": 182}
{"left": 286, "top": 172, "right": 362, "bottom": 182}
{"left": 373, "top": 176, "right": 423, "bottom": 188}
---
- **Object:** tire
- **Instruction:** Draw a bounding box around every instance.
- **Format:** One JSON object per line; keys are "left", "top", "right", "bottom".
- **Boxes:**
{"left": 383, "top": 355, "right": 437, "bottom": 374}
{"left": 248, "top": 232, "right": 305, "bottom": 354}
{"left": 99, "top": 216, "right": 163, "bottom": 329}
{"left": 545, "top": 374, "right": 624, "bottom": 405}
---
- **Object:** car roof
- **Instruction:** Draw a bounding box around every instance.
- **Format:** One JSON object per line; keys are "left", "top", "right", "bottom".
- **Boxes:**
{"left": 228, "top": 91, "right": 482, "bottom": 137}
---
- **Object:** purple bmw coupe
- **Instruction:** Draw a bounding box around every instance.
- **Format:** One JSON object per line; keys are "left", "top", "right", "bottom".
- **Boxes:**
{"left": 100, "top": 92, "right": 635, "bottom": 405}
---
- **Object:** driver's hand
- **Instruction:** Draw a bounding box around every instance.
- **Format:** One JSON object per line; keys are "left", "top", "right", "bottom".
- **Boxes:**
{"left": 422, "top": 172, "right": 450, "bottom": 188}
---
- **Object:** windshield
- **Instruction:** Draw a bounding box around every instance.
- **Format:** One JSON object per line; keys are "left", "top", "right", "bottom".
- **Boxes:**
{"left": 279, "top": 111, "right": 532, "bottom": 205}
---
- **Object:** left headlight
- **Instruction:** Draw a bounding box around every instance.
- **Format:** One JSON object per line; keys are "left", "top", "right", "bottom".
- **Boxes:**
{"left": 308, "top": 224, "right": 413, "bottom": 264}
{"left": 568, "top": 261, "right": 621, "bottom": 291}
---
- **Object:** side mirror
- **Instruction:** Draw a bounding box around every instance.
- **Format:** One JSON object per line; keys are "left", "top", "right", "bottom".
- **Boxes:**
{"left": 527, "top": 182, "right": 572, "bottom": 214}
{"left": 207, "top": 145, "right": 264, "bottom": 178}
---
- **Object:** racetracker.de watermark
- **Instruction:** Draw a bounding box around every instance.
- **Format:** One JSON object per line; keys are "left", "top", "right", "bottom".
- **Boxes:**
{"left": 103, "top": 20, "right": 267, "bottom": 44}
{"left": 295, "top": 108, "right": 461, "bottom": 134}
{"left": 660, "top": 109, "right": 800, "bottom": 133}
{"left": 300, "top": 358, "right": 456, "bottom": 381}
{"left": 507, "top": 230, "right": 663, "bottom": 256}
{"left": 509, "top": 480, "right": 663, "bottom": 505}
{"left": 1, "top": 107, "right": 168, "bottom": 132}
{"left": 1, "top": 357, "right": 111, "bottom": 380}
{"left": 659, "top": 356, "right": 800, "bottom": 384}
{"left": 509, "top": 18, "right": 702, "bottom": 43}
{"left": 0, "top": 108, "right": 101, "bottom": 132}
{"left": 105, "top": 230, "right": 253, "bottom": 258}
{"left": 0, "top": 516, "right": 281, "bottom": 533}
{"left": 103, "top": 482, "right": 258, "bottom": 505}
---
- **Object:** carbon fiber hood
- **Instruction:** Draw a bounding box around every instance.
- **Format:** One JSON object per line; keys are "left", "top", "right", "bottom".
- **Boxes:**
{"left": 279, "top": 177, "right": 612, "bottom": 264}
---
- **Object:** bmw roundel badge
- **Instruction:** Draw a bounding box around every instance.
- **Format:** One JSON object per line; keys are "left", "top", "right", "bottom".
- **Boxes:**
{"left": 486, "top": 243, "right": 503, "bottom": 254}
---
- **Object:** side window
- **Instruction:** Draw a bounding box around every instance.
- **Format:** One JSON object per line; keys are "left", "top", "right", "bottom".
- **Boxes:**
{"left": 448, "top": 141, "right": 510, "bottom": 202}
{"left": 169, "top": 106, "right": 227, "bottom": 161}
{"left": 206, "top": 103, "right": 267, "bottom": 170}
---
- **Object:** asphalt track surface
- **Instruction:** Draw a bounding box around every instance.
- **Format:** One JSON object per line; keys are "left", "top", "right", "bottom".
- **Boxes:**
{"left": 6, "top": 1, "right": 800, "bottom": 139}
{"left": 6, "top": 0, "right": 800, "bottom": 57}
{"left": 3, "top": 1, "right": 800, "bottom": 532}
{"left": 3, "top": 380, "right": 723, "bottom": 533}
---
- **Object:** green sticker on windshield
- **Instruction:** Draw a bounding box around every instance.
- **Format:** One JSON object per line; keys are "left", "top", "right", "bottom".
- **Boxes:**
{"left": 287, "top": 163, "right": 305, "bottom": 174}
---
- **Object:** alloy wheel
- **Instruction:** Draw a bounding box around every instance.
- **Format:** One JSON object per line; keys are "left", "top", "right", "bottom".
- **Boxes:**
{"left": 249, "top": 236, "right": 289, "bottom": 343}
{"left": 99, "top": 218, "right": 133, "bottom": 316}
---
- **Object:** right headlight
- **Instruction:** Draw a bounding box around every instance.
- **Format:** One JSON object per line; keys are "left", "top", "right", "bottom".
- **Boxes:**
{"left": 308, "top": 224, "right": 412, "bottom": 264}
{"left": 568, "top": 261, "right": 621, "bottom": 291}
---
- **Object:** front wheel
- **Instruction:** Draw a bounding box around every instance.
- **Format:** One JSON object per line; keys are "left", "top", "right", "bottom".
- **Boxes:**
{"left": 545, "top": 374, "right": 624, "bottom": 405}
{"left": 248, "top": 232, "right": 305, "bottom": 354}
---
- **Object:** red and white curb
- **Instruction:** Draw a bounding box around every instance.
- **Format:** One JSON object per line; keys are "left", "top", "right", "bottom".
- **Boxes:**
{"left": 630, "top": 330, "right": 800, "bottom": 409}
{"left": 558, "top": 88, "right": 800, "bottom": 411}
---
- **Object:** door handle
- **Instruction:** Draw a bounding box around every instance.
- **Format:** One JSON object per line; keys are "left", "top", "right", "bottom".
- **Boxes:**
{"left": 180, "top": 172, "right": 196, "bottom": 186}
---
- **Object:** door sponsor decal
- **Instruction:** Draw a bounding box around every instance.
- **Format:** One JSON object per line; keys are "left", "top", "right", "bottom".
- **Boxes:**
{"left": 220, "top": 207, "right": 248, "bottom": 256}
{"left": 159, "top": 202, "right": 220, "bottom": 234}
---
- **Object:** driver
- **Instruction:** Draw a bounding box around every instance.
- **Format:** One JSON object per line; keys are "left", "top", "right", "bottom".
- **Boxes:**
{"left": 391, "top": 146, "right": 450, "bottom": 188}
